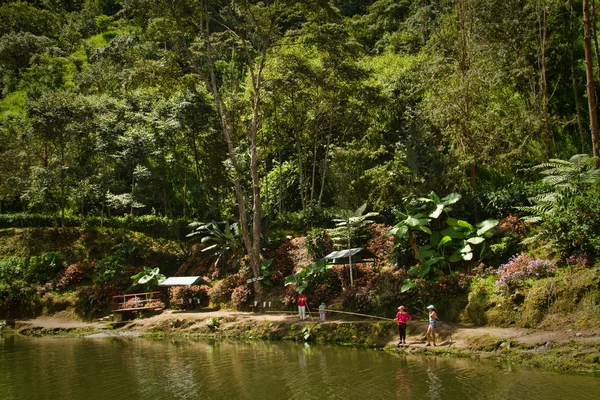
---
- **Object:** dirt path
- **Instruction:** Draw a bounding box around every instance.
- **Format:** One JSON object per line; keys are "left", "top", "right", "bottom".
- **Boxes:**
{"left": 13, "top": 309, "right": 600, "bottom": 348}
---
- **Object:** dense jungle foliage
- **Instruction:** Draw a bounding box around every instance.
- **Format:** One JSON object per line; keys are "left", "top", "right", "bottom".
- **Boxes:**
{"left": 1, "top": 0, "right": 600, "bottom": 324}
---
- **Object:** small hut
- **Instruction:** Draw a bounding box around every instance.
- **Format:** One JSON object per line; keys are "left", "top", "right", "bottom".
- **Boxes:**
{"left": 323, "top": 248, "right": 375, "bottom": 265}
{"left": 324, "top": 248, "right": 375, "bottom": 287}
{"left": 158, "top": 276, "right": 209, "bottom": 309}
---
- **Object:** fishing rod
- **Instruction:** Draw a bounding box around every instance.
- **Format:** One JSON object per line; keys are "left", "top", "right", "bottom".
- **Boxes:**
{"left": 412, "top": 306, "right": 452, "bottom": 326}
{"left": 305, "top": 303, "right": 313, "bottom": 320}
{"left": 412, "top": 305, "right": 454, "bottom": 343}
{"left": 322, "top": 309, "right": 394, "bottom": 321}
{"left": 266, "top": 309, "right": 394, "bottom": 322}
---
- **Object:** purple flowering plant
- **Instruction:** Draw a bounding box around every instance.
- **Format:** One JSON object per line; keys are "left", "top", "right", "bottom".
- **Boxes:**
{"left": 495, "top": 253, "right": 556, "bottom": 292}
{"left": 565, "top": 254, "right": 589, "bottom": 267}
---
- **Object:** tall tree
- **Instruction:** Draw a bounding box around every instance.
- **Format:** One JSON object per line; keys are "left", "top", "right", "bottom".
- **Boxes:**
{"left": 583, "top": 0, "right": 600, "bottom": 164}
{"left": 25, "top": 91, "right": 92, "bottom": 227}
{"left": 126, "top": 0, "right": 334, "bottom": 298}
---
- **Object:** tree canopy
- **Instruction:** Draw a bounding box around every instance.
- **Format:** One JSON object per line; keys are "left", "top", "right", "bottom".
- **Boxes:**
{"left": 1, "top": 0, "right": 599, "bottom": 259}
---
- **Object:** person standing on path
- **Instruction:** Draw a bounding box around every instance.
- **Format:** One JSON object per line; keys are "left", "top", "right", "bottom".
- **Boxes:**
{"left": 426, "top": 305, "right": 438, "bottom": 346}
{"left": 396, "top": 306, "right": 411, "bottom": 345}
{"left": 297, "top": 293, "right": 307, "bottom": 320}
{"left": 318, "top": 302, "right": 327, "bottom": 323}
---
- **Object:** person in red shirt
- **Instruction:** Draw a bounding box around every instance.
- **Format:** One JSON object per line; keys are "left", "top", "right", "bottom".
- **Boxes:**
{"left": 297, "top": 293, "right": 307, "bottom": 320}
{"left": 396, "top": 305, "right": 411, "bottom": 345}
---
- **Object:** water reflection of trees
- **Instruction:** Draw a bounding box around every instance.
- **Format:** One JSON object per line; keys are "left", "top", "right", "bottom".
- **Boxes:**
{"left": 6, "top": 338, "right": 600, "bottom": 399}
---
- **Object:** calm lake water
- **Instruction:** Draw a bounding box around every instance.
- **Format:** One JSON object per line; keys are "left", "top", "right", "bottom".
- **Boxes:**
{"left": 1, "top": 335, "right": 599, "bottom": 400}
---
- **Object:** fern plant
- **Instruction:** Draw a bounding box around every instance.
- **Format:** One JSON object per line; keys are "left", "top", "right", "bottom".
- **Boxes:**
{"left": 518, "top": 154, "right": 599, "bottom": 245}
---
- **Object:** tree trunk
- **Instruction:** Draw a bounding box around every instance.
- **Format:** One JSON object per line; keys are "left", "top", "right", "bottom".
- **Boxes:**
{"left": 583, "top": 0, "right": 600, "bottom": 164}
{"left": 538, "top": 3, "right": 553, "bottom": 154}
{"left": 347, "top": 221, "right": 353, "bottom": 287}
{"left": 310, "top": 131, "right": 318, "bottom": 205}
{"left": 591, "top": 0, "right": 600, "bottom": 86}
{"left": 60, "top": 140, "right": 65, "bottom": 229}
{"left": 297, "top": 142, "right": 306, "bottom": 211}
{"left": 130, "top": 171, "right": 135, "bottom": 216}
{"left": 569, "top": 1, "right": 587, "bottom": 153}
{"left": 182, "top": 163, "right": 187, "bottom": 218}
{"left": 318, "top": 103, "right": 333, "bottom": 207}
{"left": 249, "top": 84, "right": 263, "bottom": 299}
{"left": 278, "top": 145, "right": 283, "bottom": 215}
{"left": 457, "top": 0, "right": 476, "bottom": 192}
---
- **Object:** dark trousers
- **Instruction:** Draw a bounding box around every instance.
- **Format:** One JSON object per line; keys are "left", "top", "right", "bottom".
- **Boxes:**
{"left": 398, "top": 323, "right": 407, "bottom": 342}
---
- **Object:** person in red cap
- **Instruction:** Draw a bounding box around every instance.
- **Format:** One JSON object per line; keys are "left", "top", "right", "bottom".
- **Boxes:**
{"left": 396, "top": 305, "right": 411, "bottom": 345}
{"left": 297, "top": 293, "right": 307, "bottom": 320}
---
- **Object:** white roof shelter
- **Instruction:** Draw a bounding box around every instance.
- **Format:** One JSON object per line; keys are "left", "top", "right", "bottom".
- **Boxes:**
{"left": 158, "top": 276, "right": 203, "bottom": 287}
{"left": 323, "top": 248, "right": 375, "bottom": 264}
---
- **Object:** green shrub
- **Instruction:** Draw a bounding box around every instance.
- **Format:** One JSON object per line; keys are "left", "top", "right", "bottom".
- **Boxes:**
{"left": 305, "top": 229, "right": 334, "bottom": 261}
{"left": 76, "top": 285, "right": 120, "bottom": 316}
{"left": 93, "top": 255, "right": 127, "bottom": 286}
{"left": 0, "top": 213, "right": 190, "bottom": 239}
{"left": 0, "top": 257, "right": 25, "bottom": 281}
{"left": 83, "top": 215, "right": 191, "bottom": 239}
{"left": 206, "top": 317, "right": 221, "bottom": 330}
{"left": 541, "top": 187, "right": 600, "bottom": 258}
{"left": 95, "top": 15, "right": 112, "bottom": 31}
{"left": 0, "top": 279, "right": 40, "bottom": 318}
{"left": 25, "top": 251, "right": 66, "bottom": 284}
{"left": 271, "top": 211, "right": 305, "bottom": 231}
{"left": 0, "top": 213, "right": 80, "bottom": 228}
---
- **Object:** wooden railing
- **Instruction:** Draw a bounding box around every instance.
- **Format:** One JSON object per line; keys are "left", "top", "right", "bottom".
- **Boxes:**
{"left": 112, "top": 292, "right": 163, "bottom": 312}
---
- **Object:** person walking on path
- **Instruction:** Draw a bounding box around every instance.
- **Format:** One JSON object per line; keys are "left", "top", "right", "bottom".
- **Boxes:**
{"left": 319, "top": 302, "right": 327, "bottom": 323}
{"left": 297, "top": 293, "right": 307, "bottom": 320}
{"left": 426, "top": 305, "right": 438, "bottom": 346}
{"left": 396, "top": 305, "right": 411, "bottom": 345}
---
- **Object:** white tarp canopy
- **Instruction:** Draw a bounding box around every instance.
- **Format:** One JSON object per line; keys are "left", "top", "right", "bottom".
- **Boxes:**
{"left": 323, "top": 248, "right": 375, "bottom": 264}
{"left": 158, "top": 276, "right": 202, "bottom": 287}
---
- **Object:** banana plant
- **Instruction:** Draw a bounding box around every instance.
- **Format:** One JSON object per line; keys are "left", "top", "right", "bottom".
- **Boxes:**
{"left": 387, "top": 192, "right": 498, "bottom": 278}
{"left": 284, "top": 259, "right": 331, "bottom": 294}
{"left": 131, "top": 266, "right": 166, "bottom": 292}
{"left": 187, "top": 221, "right": 244, "bottom": 277}
{"left": 257, "top": 259, "right": 275, "bottom": 286}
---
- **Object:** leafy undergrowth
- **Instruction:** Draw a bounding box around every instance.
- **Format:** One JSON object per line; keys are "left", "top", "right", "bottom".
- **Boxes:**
{"left": 462, "top": 333, "right": 600, "bottom": 373}
{"left": 0, "top": 227, "right": 184, "bottom": 319}
{"left": 510, "top": 340, "right": 600, "bottom": 372}
{"left": 137, "top": 318, "right": 398, "bottom": 347}
{"left": 462, "top": 265, "right": 600, "bottom": 330}
{"left": 15, "top": 326, "right": 102, "bottom": 337}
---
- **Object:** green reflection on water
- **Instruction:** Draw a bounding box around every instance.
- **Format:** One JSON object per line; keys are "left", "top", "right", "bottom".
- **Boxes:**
{"left": 1, "top": 335, "right": 599, "bottom": 400}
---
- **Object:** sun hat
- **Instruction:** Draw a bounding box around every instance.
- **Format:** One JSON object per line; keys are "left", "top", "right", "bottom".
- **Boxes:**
{"left": 426, "top": 305, "right": 435, "bottom": 309}
{"left": 397, "top": 306, "right": 405, "bottom": 310}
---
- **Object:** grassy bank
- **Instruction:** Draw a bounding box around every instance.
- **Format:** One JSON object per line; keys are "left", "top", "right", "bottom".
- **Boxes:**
{"left": 4, "top": 309, "right": 600, "bottom": 374}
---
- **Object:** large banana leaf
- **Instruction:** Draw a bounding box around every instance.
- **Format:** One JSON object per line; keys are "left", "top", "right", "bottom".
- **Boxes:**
{"left": 476, "top": 219, "right": 498, "bottom": 236}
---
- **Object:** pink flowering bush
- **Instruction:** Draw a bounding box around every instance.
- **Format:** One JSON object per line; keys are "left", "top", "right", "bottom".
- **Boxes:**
{"left": 54, "top": 262, "right": 91, "bottom": 290}
{"left": 169, "top": 285, "right": 210, "bottom": 307}
{"left": 209, "top": 273, "right": 245, "bottom": 304}
{"left": 495, "top": 253, "right": 556, "bottom": 292}
{"left": 231, "top": 286, "right": 253, "bottom": 309}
